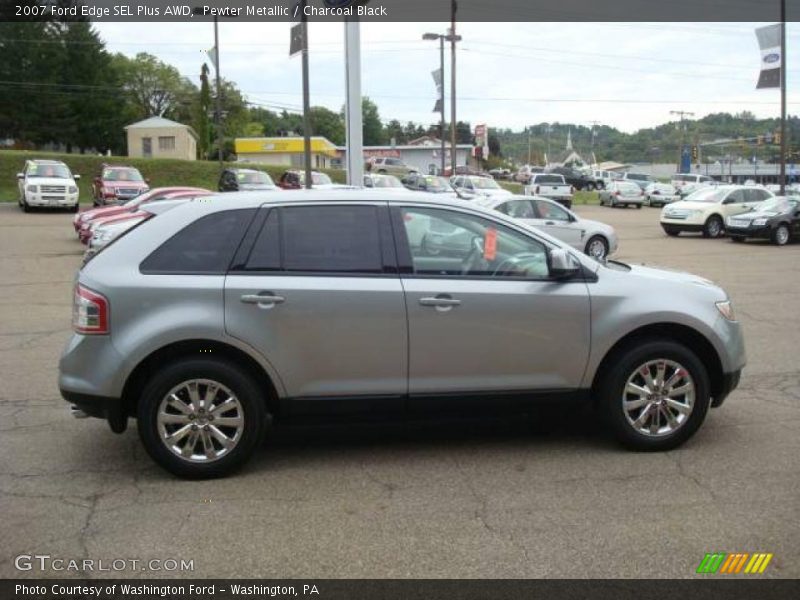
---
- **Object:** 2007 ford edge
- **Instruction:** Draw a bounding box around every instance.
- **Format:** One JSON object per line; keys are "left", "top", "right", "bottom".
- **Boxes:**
{"left": 60, "top": 190, "right": 745, "bottom": 478}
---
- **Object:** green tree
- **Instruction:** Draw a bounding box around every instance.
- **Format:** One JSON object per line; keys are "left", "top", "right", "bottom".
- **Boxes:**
{"left": 309, "top": 106, "right": 345, "bottom": 145}
{"left": 361, "top": 97, "right": 385, "bottom": 145}
{"left": 113, "top": 52, "right": 198, "bottom": 120}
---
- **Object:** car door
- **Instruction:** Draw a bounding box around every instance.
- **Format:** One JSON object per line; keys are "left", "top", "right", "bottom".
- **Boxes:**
{"left": 224, "top": 203, "right": 407, "bottom": 406}
{"left": 720, "top": 189, "right": 749, "bottom": 218}
{"left": 391, "top": 204, "right": 591, "bottom": 400}
{"left": 530, "top": 199, "right": 583, "bottom": 248}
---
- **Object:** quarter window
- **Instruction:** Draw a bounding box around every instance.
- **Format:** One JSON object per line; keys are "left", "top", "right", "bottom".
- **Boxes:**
{"left": 140, "top": 209, "right": 256, "bottom": 274}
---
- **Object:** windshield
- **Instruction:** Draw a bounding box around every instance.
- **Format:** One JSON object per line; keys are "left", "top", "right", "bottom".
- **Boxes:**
{"left": 29, "top": 163, "right": 71, "bottom": 179}
{"left": 103, "top": 167, "right": 144, "bottom": 182}
{"left": 237, "top": 171, "right": 274, "bottom": 185}
{"left": 370, "top": 175, "right": 403, "bottom": 188}
{"left": 299, "top": 172, "right": 333, "bottom": 185}
{"left": 470, "top": 177, "right": 501, "bottom": 190}
{"left": 424, "top": 176, "right": 450, "bottom": 191}
{"left": 686, "top": 188, "right": 724, "bottom": 203}
{"left": 757, "top": 196, "right": 794, "bottom": 213}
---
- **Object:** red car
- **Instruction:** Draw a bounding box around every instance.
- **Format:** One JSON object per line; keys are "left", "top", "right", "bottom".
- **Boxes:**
{"left": 76, "top": 188, "right": 211, "bottom": 244}
{"left": 73, "top": 187, "right": 209, "bottom": 236}
{"left": 92, "top": 164, "right": 151, "bottom": 206}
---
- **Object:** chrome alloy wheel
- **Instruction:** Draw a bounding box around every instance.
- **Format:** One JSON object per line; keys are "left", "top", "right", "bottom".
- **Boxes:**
{"left": 587, "top": 238, "right": 608, "bottom": 260}
{"left": 157, "top": 379, "right": 244, "bottom": 463}
{"left": 622, "top": 359, "right": 695, "bottom": 437}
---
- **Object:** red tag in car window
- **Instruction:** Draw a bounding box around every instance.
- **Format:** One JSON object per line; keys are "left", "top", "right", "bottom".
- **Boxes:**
{"left": 484, "top": 227, "right": 497, "bottom": 261}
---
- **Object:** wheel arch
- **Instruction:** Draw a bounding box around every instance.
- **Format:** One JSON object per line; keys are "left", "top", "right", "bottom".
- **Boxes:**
{"left": 121, "top": 339, "right": 281, "bottom": 418}
{"left": 590, "top": 322, "right": 724, "bottom": 404}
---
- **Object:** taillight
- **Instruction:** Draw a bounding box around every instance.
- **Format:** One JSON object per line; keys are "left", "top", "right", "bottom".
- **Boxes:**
{"left": 73, "top": 284, "right": 109, "bottom": 335}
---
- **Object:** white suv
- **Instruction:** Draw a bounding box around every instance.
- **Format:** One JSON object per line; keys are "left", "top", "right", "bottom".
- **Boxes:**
{"left": 17, "top": 159, "right": 80, "bottom": 212}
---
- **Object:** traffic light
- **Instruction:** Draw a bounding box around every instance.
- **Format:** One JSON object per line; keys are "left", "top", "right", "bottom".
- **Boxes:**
{"left": 691, "top": 145, "right": 698, "bottom": 161}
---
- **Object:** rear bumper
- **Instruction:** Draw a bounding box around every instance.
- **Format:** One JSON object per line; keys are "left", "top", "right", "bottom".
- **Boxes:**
{"left": 711, "top": 369, "right": 741, "bottom": 408}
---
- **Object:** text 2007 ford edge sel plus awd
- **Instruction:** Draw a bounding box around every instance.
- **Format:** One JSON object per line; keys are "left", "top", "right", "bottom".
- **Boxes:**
{"left": 59, "top": 191, "right": 745, "bottom": 478}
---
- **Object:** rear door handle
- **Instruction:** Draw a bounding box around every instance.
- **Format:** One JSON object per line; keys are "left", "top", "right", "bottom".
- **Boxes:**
{"left": 419, "top": 296, "right": 461, "bottom": 307}
{"left": 241, "top": 293, "right": 285, "bottom": 305}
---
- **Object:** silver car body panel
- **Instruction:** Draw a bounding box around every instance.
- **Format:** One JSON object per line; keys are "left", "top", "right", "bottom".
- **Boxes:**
{"left": 59, "top": 190, "right": 745, "bottom": 408}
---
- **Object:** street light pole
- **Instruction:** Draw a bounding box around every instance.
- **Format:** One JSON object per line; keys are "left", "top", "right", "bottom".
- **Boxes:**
{"left": 779, "top": 0, "right": 787, "bottom": 194}
{"left": 424, "top": 31, "right": 459, "bottom": 175}
{"left": 450, "top": 0, "right": 458, "bottom": 176}
{"left": 300, "top": 1, "right": 312, "bottom": 189}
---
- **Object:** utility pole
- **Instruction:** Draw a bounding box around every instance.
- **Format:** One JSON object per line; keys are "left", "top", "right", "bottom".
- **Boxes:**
{"left": 300, "top": 0, "right": 312, "bottom": 189}
{"left": 450, "top": 0, "right": 458, "bottom": 175}
{"left": 423, "top": 32, "right": 447, "bottom": 175}
{"left": 213, "top": 16, "right": 223, "bottom": 170}
{"left": 780, "top": 0, "right": 787, "bottom": 194}
{"left": 670, "top": 110, "right": 695, "bottom": 172}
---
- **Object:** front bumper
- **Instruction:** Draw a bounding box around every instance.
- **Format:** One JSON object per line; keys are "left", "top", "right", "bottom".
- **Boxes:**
{"left": 661, "top": 222, "right": 704, "bottom": 233}
{"left": 26, "top": 193, "right": 78, "bottom": 207}
{"left": 725, "top": 223, "right": 772, "bottom": 239}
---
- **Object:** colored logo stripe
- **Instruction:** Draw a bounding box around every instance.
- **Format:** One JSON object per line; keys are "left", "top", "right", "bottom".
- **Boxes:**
{"left": 697, "top": 553, "right": 773, "bottom": 574}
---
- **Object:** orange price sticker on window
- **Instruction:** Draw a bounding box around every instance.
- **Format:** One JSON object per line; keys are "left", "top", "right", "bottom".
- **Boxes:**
{"left": 484, "top": 227, "right": 497, "bottom": 261}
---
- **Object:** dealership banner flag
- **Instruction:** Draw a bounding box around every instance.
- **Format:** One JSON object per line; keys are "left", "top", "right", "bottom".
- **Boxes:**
{"left": 755, "top": 23, "right": 782, "bottom": 89}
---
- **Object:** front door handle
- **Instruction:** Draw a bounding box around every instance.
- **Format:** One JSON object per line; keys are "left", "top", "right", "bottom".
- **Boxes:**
{"left": 419, "top": 296, "right": 461, "bottom": 308}
{"left": 241, "top": 293, "right": 285, "bottom": 305}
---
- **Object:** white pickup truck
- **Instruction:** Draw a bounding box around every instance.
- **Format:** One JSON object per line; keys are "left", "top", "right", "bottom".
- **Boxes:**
{"left": 524, "top": 173, "right": 574, "bottom": 209}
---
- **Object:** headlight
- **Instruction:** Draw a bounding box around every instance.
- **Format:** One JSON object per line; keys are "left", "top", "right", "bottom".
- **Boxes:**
{"left": 26, "top": 185, "right": 37, "bottom": 193}
{"left": 69, "top": 186, "right": 78, "bottom": 194}
{"left": 715, "top": 300, "right": 736, "bottom": 321}
{"left": 752, "top": 217, "right": 768, "bottom": 226}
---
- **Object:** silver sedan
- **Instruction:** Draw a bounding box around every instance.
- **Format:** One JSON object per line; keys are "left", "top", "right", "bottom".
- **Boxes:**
{"left": 476, "top": 195, "right": 619, "bottom": 260}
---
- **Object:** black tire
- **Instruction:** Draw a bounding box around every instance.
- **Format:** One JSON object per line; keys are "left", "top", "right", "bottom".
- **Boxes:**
{"left": 596, "top": 339, "right": 711, "bottom": 451}
{"left": 730, "top": 235, "right": 746, "bottom": 243}
{"left": 70, "top": 203, "right": 79, "bottom": 213}
{"left": 635, "top": 204, "right": 642, "bottom": 209}
{"left": 771, "top": 223, "right": 790, "bottom": 246}
{"left": 137, "top": 358, "right": 268, "bottom": 479}
{"left": 664, "top": 227, "right": 680, "bottom": 237}
{"left": 22, "top": 198, "right": 31, "bottom": 213}
{"left": 585, "top": 235, "right": 609, "bottom": 260}
{"left": 702, "top": 215, "right": 724, "bottom": 238}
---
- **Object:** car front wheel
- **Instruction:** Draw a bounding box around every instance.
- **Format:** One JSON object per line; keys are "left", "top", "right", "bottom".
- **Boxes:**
{"left": 703, "top": 215, "right": 724, "bottom": 238}
{"left": 772, "top": 224, "right": 790, "bottom": 246}
{"left": 585, "top": 235, "right": 609, "bottom": 260}
{"left": 137, "top": 358, "right": 268, "bottom": 479}
{"left": 598, "top": 340, "right": 711, "bottom": 451}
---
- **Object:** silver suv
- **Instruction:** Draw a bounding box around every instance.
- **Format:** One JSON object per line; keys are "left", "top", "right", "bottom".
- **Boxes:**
{"left": 60, "top": 191, "right": 745, "bottom": 478}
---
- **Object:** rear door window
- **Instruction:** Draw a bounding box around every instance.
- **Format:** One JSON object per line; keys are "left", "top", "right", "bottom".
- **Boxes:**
{"left": 242, "top": 205, "right": 385, "bottom": 274}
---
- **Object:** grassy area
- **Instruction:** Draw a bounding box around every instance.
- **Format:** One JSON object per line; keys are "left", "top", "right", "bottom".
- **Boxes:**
{"left": 0, "top": 149, "right": 346, "bottom": 203}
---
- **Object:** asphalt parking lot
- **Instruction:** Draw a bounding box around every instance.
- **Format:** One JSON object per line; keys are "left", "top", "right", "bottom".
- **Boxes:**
{"left": 0, "top": 201, "right": 798, "bottom": 579}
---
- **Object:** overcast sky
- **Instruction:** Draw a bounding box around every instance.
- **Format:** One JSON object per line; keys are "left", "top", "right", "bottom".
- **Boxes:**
{"left": 94, "top": 21, "right": 799, "bottom": 134}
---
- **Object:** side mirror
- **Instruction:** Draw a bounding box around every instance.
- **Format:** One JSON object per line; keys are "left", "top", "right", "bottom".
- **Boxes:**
{"left": 548, "top": 248, "right": 581, "bottom": 279}
{"left": 73, "top": 174, "right": 81, "bottom": 180}
{"left": 145, "top": 178, "right": 150, "bottom": 184}
{"left": 16, "top": 173, "right": 24, "bottom": 179}
{"left": 722, "top": 197, "right": 734, "bottom": 205}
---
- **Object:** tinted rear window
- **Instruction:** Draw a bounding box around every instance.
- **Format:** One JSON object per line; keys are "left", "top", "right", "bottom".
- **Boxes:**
{"left": 534, "top": 175, "right": 564, "bottom": 184}
{"left": 140, "top": 209, "right": 256, "bottom": 274}
{"left": 243, "top": 205, "right": 383, "bottom": 274}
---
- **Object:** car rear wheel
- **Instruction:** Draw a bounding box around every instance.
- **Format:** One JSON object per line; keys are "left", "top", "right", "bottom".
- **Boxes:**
{"left": 137, "top": 358, "right": 268, "bottom": 479}
{"left": 772, "top": 224, "right": 790, "bottom": 246}
{"left": 598, "top": 340, "right": 711, "bottom": 451}
{"left": 585, "top": 235, "right": 609, "bottom": 260}
{"left": 703, "top": 215, "right": 724, "bottom": 238}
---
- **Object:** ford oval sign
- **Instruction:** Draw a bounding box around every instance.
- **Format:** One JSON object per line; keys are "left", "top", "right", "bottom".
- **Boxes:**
{"left": 764, "top": 53, "right": 780, "bottom": 64}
